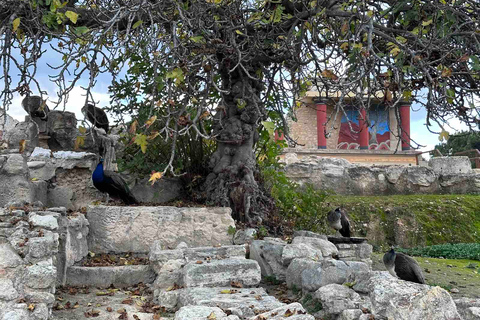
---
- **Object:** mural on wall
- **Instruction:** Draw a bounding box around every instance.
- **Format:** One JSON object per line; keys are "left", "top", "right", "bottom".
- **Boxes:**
{"left": 337, "top": 107, "right": 390, "bottom": 150}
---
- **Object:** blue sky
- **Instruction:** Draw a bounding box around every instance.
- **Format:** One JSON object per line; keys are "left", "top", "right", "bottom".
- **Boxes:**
{"left": 2, "top": 44, "right": 471, "bottom": 157}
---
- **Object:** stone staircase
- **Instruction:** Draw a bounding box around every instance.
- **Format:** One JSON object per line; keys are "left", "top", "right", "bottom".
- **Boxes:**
{"left": 2, "top": 203, "right": 474, "bottom": 320}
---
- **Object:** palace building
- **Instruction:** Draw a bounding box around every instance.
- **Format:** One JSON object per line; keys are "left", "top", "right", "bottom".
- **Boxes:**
{"left": 281, "top": 90, "right": 420, "bottom": 166}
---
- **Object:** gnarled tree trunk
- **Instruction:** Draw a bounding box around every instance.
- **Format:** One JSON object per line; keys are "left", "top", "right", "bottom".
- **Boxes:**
{"left": 204, "top": 67, "right": 273, "bottom": 224}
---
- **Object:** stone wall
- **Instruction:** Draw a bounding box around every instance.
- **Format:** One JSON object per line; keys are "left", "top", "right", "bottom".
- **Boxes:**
{"left": 284, "top": 155, "right": 480, "bottom": 195}
{"left": 0, "top": 203, "right": 62, "bottom": 320}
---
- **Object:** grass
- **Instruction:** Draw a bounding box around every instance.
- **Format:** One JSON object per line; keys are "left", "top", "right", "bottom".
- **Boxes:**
{"left": 327, "top": 194, "right": 480, "bottom": 249}
{"left": 397, "top": 243, "right": 480, "bottom": 261}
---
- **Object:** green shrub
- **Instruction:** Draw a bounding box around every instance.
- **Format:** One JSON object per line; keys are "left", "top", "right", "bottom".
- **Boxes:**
{"left": 397, "top": 243, "right": 480, "bottom": 261}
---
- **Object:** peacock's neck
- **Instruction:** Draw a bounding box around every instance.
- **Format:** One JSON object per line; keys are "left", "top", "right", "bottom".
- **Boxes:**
{"left": 92, "top": 163, "right": 104, "bottom": 182}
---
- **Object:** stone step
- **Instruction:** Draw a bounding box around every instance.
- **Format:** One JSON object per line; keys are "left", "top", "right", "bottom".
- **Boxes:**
{"left": 86, "top": 205, "right": 235, "bottom": 254}
{"left": 65, "top": 265, "right": 156, "bottom": 288}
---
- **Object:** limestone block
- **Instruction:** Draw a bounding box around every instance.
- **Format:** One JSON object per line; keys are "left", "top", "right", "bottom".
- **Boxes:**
{"left": 293, "top": 230, "right": 327, "bottom": 240}
{"left": 153, "top": 267, "right": 183, "bottom": 289}
{"left": 28, "top": 214, "right": 58, "bottom": 231}
{"left": 314, "top": 284, "right": 366, "bottom": 318}
{"left": 0, "top": 279, "right": 19, "bottom": 301}
{"left": 46, "top": 187, "right": 75, "bottom": 211}
{"left": 46, "top": 110, "right": 77, "bottom": 151}
{"left": 2, "top": 310, "right": 30, "bottom": 320}
{"left": 0, "top": 242, "right": 23, "bottom": 268}
{"left": 249, "top": 239, "right": 286, "bottom": 280}
{"left": 429, "top": 156, "right": 473, "bottom": 175}
{"left": 246, "top": 302, "right": 314, "bottom": 320}
{"left": 177, "top": 287, "right": 284, "bottom": 318}
{"left": 233, "top": 228, "right": 257, "bottom": 245}
{"left": 156, "top": 289, "right": 180, "bottom": 311}
{"left": 364, "top": 271, "right": 461, "bottom": 320}
{"left": 292, "top": 236, "right": 338, "bottom": 258}
{"left": 87, "top": 205, "right": 235, "bottom": 254}
{"left": 65, "top": 214, "right": 89, "bottom": 267}
{"left": 4, "top": 121, "right": 39, "bottom": 152}
{"left": 182, "top": 258, "right": 261, "bottom": 288}
{"left": 454, "top": 298, "right": 480, "bottom": 320}
{"left": 30, "top": 302, "right": 49, "bottom": 320}
{"left": 286, "top": 258, "right": 321, "bottom": 290}
{"left": 24, "top": 260, "right": 57, "bottom": 289}
{"left": 339, "top": 309, "right": 364, "bottom": 320}
{"left": 463, "top": 307, "right": 480, "bottom": 320}
{"left": 281, "top": 243, "right": 322, "bottom": 266}
{"left": 66, "top": 265, "right": 156, "bottom": 288}
{"left": 30, "top": 148, "right": 51, "bottom": 159}
{"left": 405, "top": 166, "right": 437, "bottom": 187}
{"left": 24, "top": 291, "right": 55, "bottom": 305}
{"left": 30, "top": 181, "right": 48, "bottom": 207}
{"left": 2, "top": 154, "right": 26, "bottom": 175}
{"left": 174, "top": 306, "right": 227, "bottom": 320}
{"left": 183, "top": 245, "right": 246, "bottom": 262}
{"left": 26, "top": 233, "right": 59, "bottom": 260}
{"left": 302, "top": 259, "right": 349, "bottom": 292}
{"left": 385, "top": 166, "right": 405, "bottom": 184}
{"left": 355, "top": 243, "right": 373, "bottom": 259}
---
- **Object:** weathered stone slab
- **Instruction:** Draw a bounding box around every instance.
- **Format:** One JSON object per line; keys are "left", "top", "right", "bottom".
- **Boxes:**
{"left": 314, "top": 284, "right": 370, "bottom": 319}
{"left": 281, "top": 243, "right": 322, "bottom": 266}
{"left": 0, "top": 278, "right": 19, "bottom": 301}
{"left": 24, "top": 260, "right": 57, "bottom": 289}
{"left": 292, "top": 236, "right": 338, "bottom": 258}
{"left": 249, "top": 239, "right": 286, "bottom": 280}
{"left": 177, "top": 287, "right": 285, "bottom": 318}
{"left": 363, "top": 271, "right": 461, "bottom": 320}
{"left": 66, "top": 265, "right": 156, "bottom": 288}
{"left": 286, "top": 258, "right": 321, "bottom": 290}
{"left": 246, "top": 302, "right": 314, "bottom": 320}
{"left": 182, "top": 259, "right": 261, "bottom": 288}
{"left": 87, "top": 205, "right": 235, "bottom": 253}
{"left": 293, "top": 230, "right": 327, "bottom": 240}
{"left": 174, "top": 306, "right": 227, "bottom": 320}
{"left": 29, "top": 213, "right": 58, "bottom": 231}
{"left": 0, "top": 242, "right": 24, "bottom": 268}
{"left": 429, "top": 156, "right": 473, "bottom": 175}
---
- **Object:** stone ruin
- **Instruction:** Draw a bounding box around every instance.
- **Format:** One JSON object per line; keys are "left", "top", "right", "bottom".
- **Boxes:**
{"left": 283, "top": 154, "right": 480, "bottom": 196}
{"left": 0, "top": 111, "right": 182, "bottom": 210}
{"left": 1, "top": 202, "right": 479, "bottom": 320}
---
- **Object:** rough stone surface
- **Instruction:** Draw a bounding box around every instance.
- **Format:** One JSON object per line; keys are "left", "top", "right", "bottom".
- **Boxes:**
{"left": 26, "top": 233, "right": 59, "bottom": 260}
{"left": 182, "top": 258, "right": 261, "bottom": 288}
{"left": 362, "top": 272, "right": 461, "bottom": 320}
{"left": 246, "top": 302, "right": 314, "bottom": 320}
{"left": 174, "top": 306, "right": 227, "bottom": 320}
{"left": 24, "top": 260, "right": 57, "bottom": 289}
{"left": 30, "top": 147, "right": 52, "bottom": 159}
{"left": 454, "top": 298, "right": 480, "bottom": 320}
{"left": 314, "top": 284, "right": 369, "bottom": 319}
{"left": 249, "top": 239, "right": 286, "bottom": 280}
{"left": 4, "top": 121, "right": 39, "bottom": 153}
{"left": 176, "top": 287, "right": 285, "bottom": 318}
{"left": 233, "top": 228, "right": 257, "bottom": 245}
{"left": 292, "top": 236, "right": 338, "bottom": 258}
{"left": 281, "top": 243, "right": 322, "bottom": 266}
{"left": 65, "top": 214, "right": 89, "bottom": 268}
{"left": 29, "top": 214, "right": 58, "bottom": 230}
{"left": 293, "top": 230, "right": 328, "bottom": 240}
{"left": 87, "top": 205, "right": 235, "bottom": 253}
{"left": 284, "top": 156, "right": 480, "bottom": 195}
{"left": 286, "top": 258, "right": 321, "bottom": 290}
{"left": 46, "top": 111, "right": 77, "bottom": 151}
{"left": 66, "top": 265, "right": 156, "bottom": 288}
{"left": 0, "top": 242, "right": 24, "bottom": 268}
{"left": 429, "top": 156, "right": 473, "bottom": 175}
{"left": 0, "top": 279, "right": 19, "bottom": 301}
{"left": 302, "top": 259, "right": 350, "bottom": 292}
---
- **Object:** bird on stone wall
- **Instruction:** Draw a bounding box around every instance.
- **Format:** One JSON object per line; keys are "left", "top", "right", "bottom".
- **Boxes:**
{"left": 82, "top": 104, "right": 109, "bottom": 133}
{"left": 22, "top": 95, "right": 50, "bottom": 120}
{"left": 383, "top": 247, "right": 425, "bottom": 284}
{"left": 327, "top": 207, "right": 351, "bottom": 237}
{"left": 92, "top": 158, "right": 137, "bottom": 205}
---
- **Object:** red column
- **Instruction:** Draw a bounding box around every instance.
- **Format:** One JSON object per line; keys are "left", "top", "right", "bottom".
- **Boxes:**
{"left": 358, "top": 108, "right": 369, "bottom": 149}
{"left": 316, "top": 102, "right": 327, "bottom": 149}
{"left": 400, "top": 104, "right": 411, "bottom": 150}
{"left": 274, "top": 130, "right": 284, "bottom": 142}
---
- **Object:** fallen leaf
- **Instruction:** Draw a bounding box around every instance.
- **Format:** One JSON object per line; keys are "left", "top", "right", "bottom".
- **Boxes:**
{"left": 27, "top": 303, "right": 35, "bottom": 311}
{"left": 230, "top": 281, "right": 243, "bottom": 288}
{"left": 284, "top": 308, "right": 295, "bottom": 316}
{"left": 106, "top": 307, "right": 113, "bottom": 312}
{"left": 145, "top": 115, "right": 157, "bottom": 128}
{"left": 207, "top": 312, "right": 217, "bottom": 320}
{"left": 129, "top": 120, "right": 138, "bottom": 134}
{"left": 196, "top": 260, "right": 203, "bottom": 264}
{"left": 149, "top": 171, "right": 163, "bottom": 185}
{"left": 121, "top": 298, "right": 133, "bottom": 305}
{"left": 19, "top": 139, "right": 26, "bottom": 153}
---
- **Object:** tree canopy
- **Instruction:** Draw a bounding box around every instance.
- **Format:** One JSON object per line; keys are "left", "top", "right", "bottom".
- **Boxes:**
{"left": 1, "top": 0, "right": 479, "bottom": 222}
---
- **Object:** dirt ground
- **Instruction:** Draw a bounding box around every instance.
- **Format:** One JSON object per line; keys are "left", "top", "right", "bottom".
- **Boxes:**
{"left": 371, "top": 253, "right": 480, "bottom": 299}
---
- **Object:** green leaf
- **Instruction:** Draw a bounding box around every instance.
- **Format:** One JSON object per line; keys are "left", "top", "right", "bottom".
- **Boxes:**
{"left": 422, "top": 19, "right": 433, "bottom": 26}
{"left": 470, "top": 56, "right": 480, "bottom": 71}
{"left": 134, "top": 134, "right": 148, "bottom": 153}
{"left": 390, "top": 47, "right": 401, "bottom": 57}
{"left": 438, "top": 130, "right": 449, "bottom": 142}
{"left": 402, "top": 90, "right": 412, "bottom": 100}
{"left": 190, "top": 36, "right": 205, "bottom": 43}
{"left": 262, "top": 121, "right": 275, "bottom": 138}
{"left": 132, "top": 20, "right": 143, "bottom": 29}
{"left": 166, "top": 67, "right": 185, "bottom": 86}
{"left": 74, "top": 26, "right": 90, "bottom": 36}
{"left": 12, "top": 17, "right": 20, "bottom": 32}
{"left": 65, "top": 11, "right": 78, "bottom": 24}
{"left": 235, "top": 29, "right": 245, "bottom": 35}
